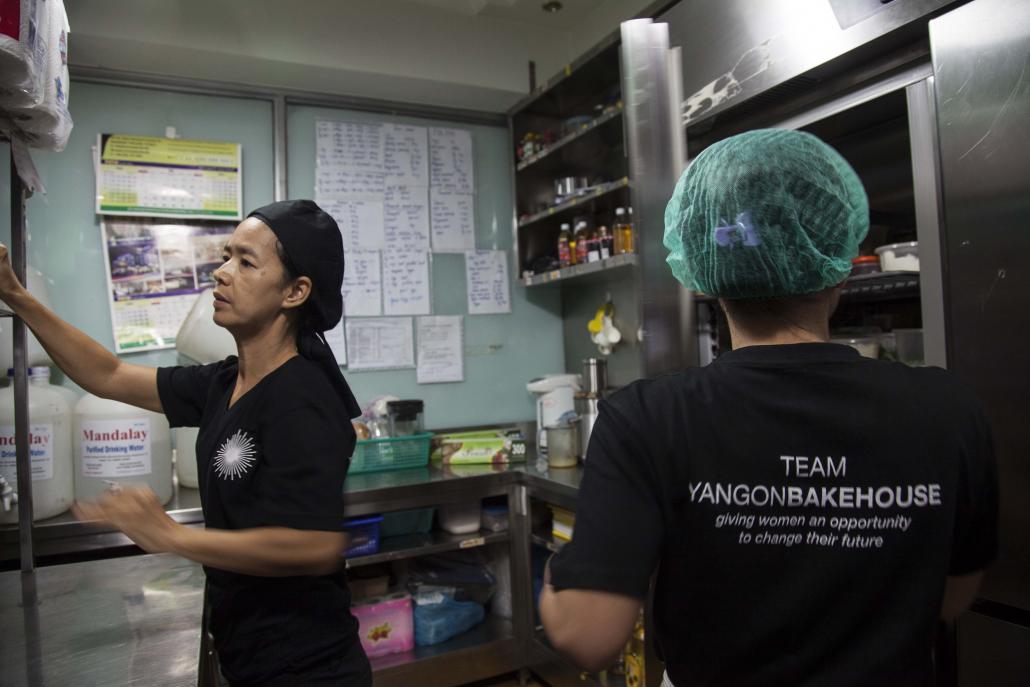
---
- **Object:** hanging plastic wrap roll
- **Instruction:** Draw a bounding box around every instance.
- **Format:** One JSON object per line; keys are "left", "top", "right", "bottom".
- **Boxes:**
{"left": 0, "top": 0, "right": 49, "bottom": 109}
{"left": 5, "top": 0, "right": 72, "bottom": 150}
{"left": 0, "top": 0, "right": 72, "bottom": 151}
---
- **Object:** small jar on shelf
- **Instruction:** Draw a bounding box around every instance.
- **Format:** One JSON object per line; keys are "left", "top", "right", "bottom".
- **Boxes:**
{"left": 574, "top": 221, "right": 590, "bottom": 265}
{"left": 557, "top": 223, "right": 573, "bottom": 268}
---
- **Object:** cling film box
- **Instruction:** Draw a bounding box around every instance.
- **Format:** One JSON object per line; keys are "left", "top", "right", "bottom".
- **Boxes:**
{"left": 430, "top": 429, "right": 527, "bottom": 466}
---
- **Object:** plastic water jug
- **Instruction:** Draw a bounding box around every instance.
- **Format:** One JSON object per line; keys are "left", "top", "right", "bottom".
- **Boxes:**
{"left": 176, "top": 288, "right": 236, "bottom": 364}
{"left": 174, "top": 426, "right": 200, "bottom": 489}
{"left": 0, "top": 268, "right": 55, "bottom": 369}
{"left": 74, "top": 395, "right": 173, "bottom": 504}
{"left": 0, "top": 381, "right": 73, "bottom": 522}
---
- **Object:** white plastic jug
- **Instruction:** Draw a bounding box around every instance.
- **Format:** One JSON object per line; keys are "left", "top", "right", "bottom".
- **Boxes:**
{"left": 176, "top": 288, "right": 236, "bottom": 364}
{"left": 0, "top": 382, "right": 73, "bottom": 522}
{"left": 174, "top": 426, "right": 200, "bottom": 489}
{"left": 26, "top": 366, "right": 79, "bottom": 410}
{"left": 0, "top": 268, "right": 55, "bottom": 369}
{"left": 74, "top": 394, "right": 173, "bottom": 504}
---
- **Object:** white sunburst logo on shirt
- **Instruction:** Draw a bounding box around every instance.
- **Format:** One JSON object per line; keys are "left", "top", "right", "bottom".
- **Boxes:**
{"left": 213, "top": 430, "right": 257, "bottom": 480}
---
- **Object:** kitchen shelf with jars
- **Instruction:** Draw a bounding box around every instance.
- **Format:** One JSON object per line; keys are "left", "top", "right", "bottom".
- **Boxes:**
{"left": 509, "top": 40, "right": 639, "bottom": 289}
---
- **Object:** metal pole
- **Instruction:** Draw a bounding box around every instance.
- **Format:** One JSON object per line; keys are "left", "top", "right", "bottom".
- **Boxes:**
{"left": 10, "top": 151, "right": 34, "bottom": 571}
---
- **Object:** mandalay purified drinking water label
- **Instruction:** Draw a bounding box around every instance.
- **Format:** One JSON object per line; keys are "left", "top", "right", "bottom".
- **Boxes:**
{"left": 0, "top": 424, "right": 55, "bottom": 482}
{"left": 81, "top": 418, "right": 152, "bottom": 478}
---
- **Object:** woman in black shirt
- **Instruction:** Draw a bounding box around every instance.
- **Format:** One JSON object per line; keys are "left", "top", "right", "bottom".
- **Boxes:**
{"left": 0, "top": 200, "right": 371, "bottom": 686}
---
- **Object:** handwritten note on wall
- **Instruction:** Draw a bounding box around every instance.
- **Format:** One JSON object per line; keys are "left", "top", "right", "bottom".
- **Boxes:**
{"left": 466, "top": 250, "right": 511, "bottom": 315}
{"left": 346, "top": 317, "right": 415, "bottom": 370}
{"left": 385, "top": 185, "right": 430, "bottom": 250}
{"left": 417, "top": 316, "right": 464, "bottom": 384}
{"left": 320, "top": 198, "right": 385, "bottom": 251}
{"left": 317, "top": 120, "right": 384, "bottom": 174}
{"left": 430, "top": 127, "right": 474, "bottom": 193}
{"left": 384, "top": 124, "right": 429, "bottom": 187}
{"left": 343, "top": 250, "right": 382, "bottom": 317}
{"left": 383, "top": 250, "right": 431, "bottom": 316}
{"left": 430, "top": 188, "right": 475, "bottom": 253}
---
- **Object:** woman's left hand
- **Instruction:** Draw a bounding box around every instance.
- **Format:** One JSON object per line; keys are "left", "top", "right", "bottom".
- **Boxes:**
{"left": 72, "top": 486, "right": 182, "bottom": 554}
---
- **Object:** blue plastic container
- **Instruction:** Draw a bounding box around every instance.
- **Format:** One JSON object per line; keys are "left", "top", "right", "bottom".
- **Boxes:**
{"left": 344, "top": 515, "right": 384, "bottom": 557}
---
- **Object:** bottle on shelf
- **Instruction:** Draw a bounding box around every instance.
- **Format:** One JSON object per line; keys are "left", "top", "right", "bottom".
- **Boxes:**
{"left": 568, "top": 223, "right": 579, "bottom": 265}
{"left": 613, "top": 207, "right": 634, "bottom": 255}
{"left": 557, "top": 223, "right": 573, "bottom": 268}
{"left": 586, "top": 223, "right": 601, "bottom": 263}
{"left": 574, "top": 221, "right": 590, "bottom": 265}
{"left": 597, "top": 223, "right": 613, "bottom": 260}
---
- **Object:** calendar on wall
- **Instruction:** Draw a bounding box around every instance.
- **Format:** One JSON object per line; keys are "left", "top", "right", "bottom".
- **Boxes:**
{"left": 101, "top": 218, "right": 235, "bottom": 353}
{"left": 95, "top": 134, "right": 242, "bottom": 220}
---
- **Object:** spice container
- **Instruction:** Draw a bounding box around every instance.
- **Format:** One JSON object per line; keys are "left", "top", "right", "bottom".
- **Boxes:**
{"left": 574, "top": 221, "right": 590, "bottom": 264}
{"left": 557, "top": 223, "right": 572, "bottom": 267}
{"left": 850, "top": 255, "right": 881, "bottom": 276}
{"left": 387, "top": 400, "right": 425, "bottom": 437}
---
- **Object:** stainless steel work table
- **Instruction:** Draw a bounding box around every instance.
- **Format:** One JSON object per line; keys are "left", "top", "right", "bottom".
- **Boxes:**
{"left": 0, "top": 462, "right": 591, "bottom": 687}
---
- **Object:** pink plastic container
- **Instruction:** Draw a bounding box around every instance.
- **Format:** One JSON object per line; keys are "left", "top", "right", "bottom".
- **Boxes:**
{"left": 351, "top": 593, "right": 414, "bottom": 657}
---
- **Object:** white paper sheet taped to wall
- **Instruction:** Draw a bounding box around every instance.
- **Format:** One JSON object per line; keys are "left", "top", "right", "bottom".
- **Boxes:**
{"left": 346, "top": 317, "right": 415, "bottom": 371}
{"left": 384, "top": 123, "right": 429, "bottom": 187}
{"left": 465, "top": 250, "right": 511, "bottom": 315}
{"left": 429, "top": 127, "right": 474, "bottom": 193}
{"left": 320, "top": 198, "right": 385, "bottom": 252}
{"left": 342, "top": 250, "right": 383, "bottom": 317}
{"left": 384, "top": 185, "right": 430, "bottom": 250}
{"left": 430, "top": 188, "right": 475, "bottom": 253}
{"left": 416, "top": 315, "right": 464, "bottom": 384}
{"left": 383, "top": 250, "right": 431, "bottom": 316}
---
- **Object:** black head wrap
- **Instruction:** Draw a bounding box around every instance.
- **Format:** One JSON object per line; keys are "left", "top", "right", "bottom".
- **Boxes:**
{"left": 247, "top": 200, "right": 362, "bottom": 419}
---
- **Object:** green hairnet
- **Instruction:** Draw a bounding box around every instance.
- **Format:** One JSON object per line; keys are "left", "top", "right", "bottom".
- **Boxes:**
{"left": 663, "top": 129, "right": 869, "bottom": 298}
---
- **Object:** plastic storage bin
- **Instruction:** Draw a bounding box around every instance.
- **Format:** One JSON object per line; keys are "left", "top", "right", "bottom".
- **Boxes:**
{"left": 381, "top": 508, "right": 436, "bottom": 538}
{"left": 351, "top": 593, "right": 415, "bottom": 657}
{"left": 413, "top": 593, "right": 485, "bottom": 646}
{"left": 438, "top": 501, "right": 482, "bottom": 534}
{"left": 831, "top": 336, "right": 880, "bottom": 359}
{"left": 350, "top": 433, "right": 433, "bottom": 474}
{"left": 343, "top": 515, "right": 384, "bottom": 557}
{"left": 875, "top": 241, "right": 920, "bottom": 272}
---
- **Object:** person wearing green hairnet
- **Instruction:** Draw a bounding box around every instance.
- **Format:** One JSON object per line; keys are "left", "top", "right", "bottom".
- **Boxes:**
{"left": 540, "top": 129, "right": 997, "bottom": 686}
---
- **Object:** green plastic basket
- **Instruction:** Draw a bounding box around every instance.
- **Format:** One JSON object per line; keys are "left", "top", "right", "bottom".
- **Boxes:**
{"left": 350, "top": 433, "right": 434, "bottom": 474}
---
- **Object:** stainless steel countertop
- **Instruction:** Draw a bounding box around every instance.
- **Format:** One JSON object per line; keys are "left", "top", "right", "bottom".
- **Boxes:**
{"left": 0, "top": 553, "right": 205, "bottom": 687}
{"left": 3, "top": 459, "right": 585, "bottom": 560}
{"left": 0, "top": 462, "right": 585, "bottom": 685}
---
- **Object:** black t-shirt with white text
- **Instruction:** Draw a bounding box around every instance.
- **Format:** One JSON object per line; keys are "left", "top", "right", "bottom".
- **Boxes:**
{"left": 158, "top": 356, "right": 370, "bottom": 686}
{"left": 549, "top": 343, "right": 997, "bottom": 687}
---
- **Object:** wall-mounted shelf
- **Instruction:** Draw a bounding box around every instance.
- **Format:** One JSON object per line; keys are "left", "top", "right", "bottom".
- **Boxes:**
{"left": 518, "top": 177, "right": 630, "bottom": 229}
{"left": 516, "top": 105, "right": 624, "bottom": 172}
{"left": 522, "top": 253, "right": 637, "bottom": 287}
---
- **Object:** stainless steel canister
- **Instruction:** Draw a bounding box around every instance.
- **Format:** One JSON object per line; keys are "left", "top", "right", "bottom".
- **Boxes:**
{"left": 583, "top": 358, "right": 607, "bottom": 395}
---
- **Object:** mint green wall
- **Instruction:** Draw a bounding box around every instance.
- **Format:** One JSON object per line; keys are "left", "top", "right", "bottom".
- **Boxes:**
{"left": 0, "top": 84, "right": 564, "bottom": 428}
{"left": 288, "top": 105, "right": 563, "bottom": 428}
{"left": 1, "top": 82, "right": 275, "bottom": 381}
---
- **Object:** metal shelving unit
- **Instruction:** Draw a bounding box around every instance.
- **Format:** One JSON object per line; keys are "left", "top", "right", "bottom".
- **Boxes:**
{"left": 522, "top": 253, "right": 638, "bottom": 287}
{"left": 515, "top": 105, "right": 624, "bottom": 172}
{"left": 517, "top": 177, "right": 630, "bottom": 229}
{"left": 348, "top": 529, "right": 508, "bottom": 568}
{"left": 371, "top": 617, "right": 520, "bottom": 687}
